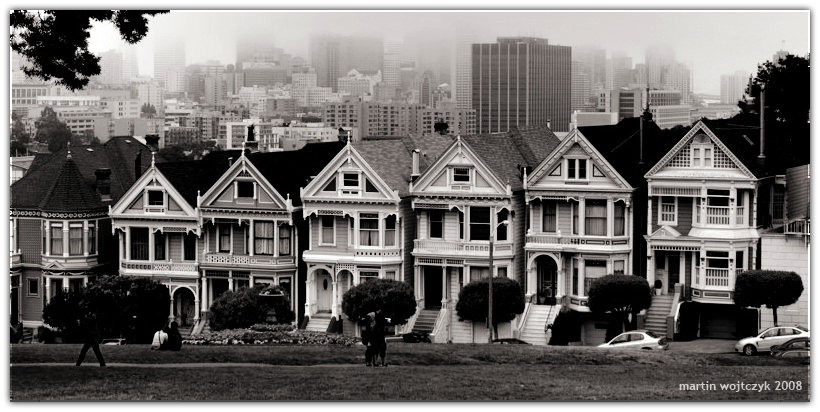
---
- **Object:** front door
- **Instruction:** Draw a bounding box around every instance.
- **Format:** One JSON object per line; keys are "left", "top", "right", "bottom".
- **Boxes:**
{"left": 424, "top": 266, "right": 442, "bottom": 309}
{"left": 316, "top": 270, "right": 333, "bottom": 312}
{"left": 667, "top": 255, "right": 680, "bottom": 293}
{"left": 536, "top": 256, "right": 558, "bottom": 305}
{"left": 174, "top": 288, "right": 196, "bottom": 327}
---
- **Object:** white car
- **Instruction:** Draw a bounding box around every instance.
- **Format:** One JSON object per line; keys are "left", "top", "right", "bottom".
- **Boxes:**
{"left": 598, "top": 330, "right": 669, "bottom": 350}
{"left": 735, "top": 325, "right": 809, "bottom": 356}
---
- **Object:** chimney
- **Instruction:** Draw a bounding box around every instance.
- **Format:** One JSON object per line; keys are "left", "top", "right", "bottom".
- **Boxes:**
{"left": 95, "top": 168, "right": 112, "bottom": 200}
{"left": 411, "top": 149, "right": 421, "bottom": 181}
{"left": 546, "top": 119, "right": 551, "bottom": 129}
{"left": 758, "top": 85, "right": 766, "bottom": 166}
{"left": 144, "top": 134, "right": 160, "bottom": 152}
{"left": 245, "top": 124, "right": 259, "bottom": 153}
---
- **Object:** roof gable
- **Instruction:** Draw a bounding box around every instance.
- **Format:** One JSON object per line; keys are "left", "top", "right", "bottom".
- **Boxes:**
{"left": 645, "top": 121, "right": 757, "bottom": 180}
{"left": 200, "top": 152, "right": 290, "bottom": 211}
{"left": 37, "top": 154, "right": 106, "bottom": 213}
{"left": 528, "top": 128, "right": 632, "bottom": 191}
{"left": 411, "top": 136, "right": 511, "bottom": 197}
{"left": 110, "top": 161, "right": 197, "bottom": 219}
{"left": 301, "top": 142, "right": 400, "bottom": 203}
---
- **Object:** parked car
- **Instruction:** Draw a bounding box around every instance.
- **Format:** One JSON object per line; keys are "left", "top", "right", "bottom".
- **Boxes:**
{"left": 101, "top": 338, "right": 127, "bottom": 346}
{"left": 773, "top": 347, "right": 810, "bottom": 365}
{"left": 598, "top": 330, "right": 669, "bottom": 350}
{"left": 770, "top": 337, "right": 810, "bottom": 356}
{"left": 492, "top": 338, "right": 531, "bottom": 345}
{"left": 735, "top": 325, "right": 809, "bottom": 356}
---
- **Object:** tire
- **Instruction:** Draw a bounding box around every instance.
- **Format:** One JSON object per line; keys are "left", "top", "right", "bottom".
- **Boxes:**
{"left": 743, "top": 344, "right": 756, "bottom": 356}
{"left": 641, "top": 347, "right": 652, "bottom": 350}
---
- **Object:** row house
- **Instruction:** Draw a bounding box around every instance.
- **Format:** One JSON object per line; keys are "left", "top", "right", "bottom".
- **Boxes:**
{"left": 299, "top": 134, "right": 452, "bottom": 334}
{"left": 10, "top": 137, "right": 153, "bottom": 328}
{"left": 410, "top": 126, "right": 560, "bottom": 343}
{"left": 110, "top": 142, "right": 345, "bottom": 329}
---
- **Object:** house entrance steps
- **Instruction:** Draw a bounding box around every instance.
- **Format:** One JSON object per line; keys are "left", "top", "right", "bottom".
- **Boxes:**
{"left": 644, "top": 294, "right": 676, "bottom": 336}
{"left": 305, "top": 312, "right": 333, "bottom": 333}
{"left": 412, "top": 308, "right": 440, "bottom": 335}
{"left": 519, "top": 305, "right": 559, "bottom": 346}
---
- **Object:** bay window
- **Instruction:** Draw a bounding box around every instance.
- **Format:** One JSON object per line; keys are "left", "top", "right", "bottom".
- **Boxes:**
{"left": 69, "top": 223, "right": 83, "bottom": 255}
{"left": 50, "top": 223, "right": 63, "bottom": 255}
{"left": 496, "top": 209, "right": 508, "bottom": 241}
{"left": 278, "top": 224, "right": 291, "bottom": 256}
{"left": 183, "top": 233, "right": 197, "bottom": 261}
{"left": 87, "top": 222, "right": 96, "bottom": 254}
{"left": 359, "top": 271, "right": 378, "bottom": 283}
{"left": 614, "top": 202, "right": 625, "bottom": 236}
{"left": 659, "top": 196, "right": 677, "bottom": 225}
{"left": 320, "top": 216, "right": 335, "bottom": 245}
{"left": 469, "top": 207, "right": 490, "bottom": 241}
{"left": 359, "top": 214, "right": 379, "bottom": 246}
{"left": 254, "top": 221, "right": 274, "bottom": 255}
{"left": 384, "top": 216, "right": 396, "bottom": 247}
{"left": 585, "top": 199, "right": 607, "bottom": 236}
{"left": 218, "top": 224, "right": 231, "bottom": 252}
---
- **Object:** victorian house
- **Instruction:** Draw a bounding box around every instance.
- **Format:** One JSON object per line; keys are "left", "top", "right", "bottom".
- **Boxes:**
{"left": 299, "top": 135, "right": 452, "bottom": 334}
{"left": 10, "top": 138, "right": 153, "bottom": 329}
{"left": 109, "top": 141, "right": 344, "bottom": 331}
{"left": 408, "top": 126, "right": 560, "bottom": 343}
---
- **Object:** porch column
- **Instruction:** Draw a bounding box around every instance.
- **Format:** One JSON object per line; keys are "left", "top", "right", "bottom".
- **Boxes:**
{"left": 83, "top": 221, "right": 89, "bottom": 256}
{"left": 228, "top": 271, "right": 234, "bottom": 292}
{"left": 415, "top": 264, "right": 422, "bottom": 307}
{"left": 647, "top": 250, "right": 655, "bottom": 290}
{"left": 304, "top": 271, "right": 313, "bottom": 318}
{"left": 62, "top": 277, "right": 70, "bottom": 290}
{"left": 125, "top": 228, "right": 131, "bottom": 260}
{"left": 169, "top": 291, "right": 175, "bottom": 322}
{"left": 194, "top": 296, "right": 200, "bottom": 322}
{"left": 441, "top": 267, "right": 448, "bottom": 307}
{"left": 647, "top": 197, "right": 653, "bottom": 236}
{"left": 62, "top": 222, "right": 69, "bottom": 257}
{"left": 200, "top": 275, "right": 208, "bottom": 319}
{"left": 149, "top": 229, "right": 155, "bottom": 261}
{"left": 729, "top": 246, "right": 736, "bottom": 290}
{"left": 527, "top": 263, "right": 536, "bottom": 301}
{"left": 44, "top": 277, "right": 51, "bottom": 305}
{"left": 331, "top": 277, "right": 339, "bottom": 320}
{"left": 698, "top": 248, "right": 706, "bottom": 288}
{"left": 44, "top": 222, "right": 51, "bottom": 256}
{"left": 578, "top": 198, "right": 586, "bottom": 236}
{"left": 248, "top": 219, "right": 254, "bottom": 256}
{"left": 557, "top": 263, "right": 565, "bottom": 300}
{"left": 578, "top": 258, "right": 586, "bottom": 297}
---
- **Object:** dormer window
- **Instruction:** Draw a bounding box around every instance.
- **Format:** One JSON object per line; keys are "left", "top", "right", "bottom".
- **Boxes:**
{"left": 567, "top": 158, "right": 587, "bottom": 180}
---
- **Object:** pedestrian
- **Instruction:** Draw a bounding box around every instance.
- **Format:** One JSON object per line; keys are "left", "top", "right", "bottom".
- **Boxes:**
{"left": 373, "top": 310, "right": 389, "bottom": 367}
{"left": 167, "top": 321, "right": 183, "bottom": 351}
{"left": 361, "top": 312, "right": 377, "bottom": 366}
{"left": 151, "top": 325, "right": 168, "bottom": 350}
{"left": 75, "top": 309, "right": 105, "bottom": 367}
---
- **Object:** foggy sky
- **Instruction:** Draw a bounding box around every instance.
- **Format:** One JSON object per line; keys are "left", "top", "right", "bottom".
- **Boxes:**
{"left": 87, "top": 10, "right": 809, "bottom": 95}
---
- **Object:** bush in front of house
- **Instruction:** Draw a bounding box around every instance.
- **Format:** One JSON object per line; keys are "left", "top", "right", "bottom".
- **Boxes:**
{"left": 210, "top": 285, "right": 294, "bottom": 331}
{"left": 185, "top": 326, "right": 360, "bottom": 346}
{"left": 734, "top": 270, "right": 803, "bottom": 326}
{"left": 587, "top": 275, "right": 652, "bottom": 342}
{"left": 455, "top": 276, "right": 525, "bottom": 341}
{"left": 341, "top": 278, "right": 416, "bottom": 325}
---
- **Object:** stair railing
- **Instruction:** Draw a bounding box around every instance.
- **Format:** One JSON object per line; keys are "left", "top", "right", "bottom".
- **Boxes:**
{"left": 544, "top": 304, "right": 555, "bottom": 333}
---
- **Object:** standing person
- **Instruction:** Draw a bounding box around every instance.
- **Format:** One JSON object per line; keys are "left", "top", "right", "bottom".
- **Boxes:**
{"left": 361, "top": 313, "right": 377, "bottom": 366}
{"left": 373, "top": 310, "right": 389, "bottom": 367}
{"left": 75, "top": 309, "right": 105, "bottom": 367}
{"left": 167, "top": 321, "right": 183, "bottom": 351}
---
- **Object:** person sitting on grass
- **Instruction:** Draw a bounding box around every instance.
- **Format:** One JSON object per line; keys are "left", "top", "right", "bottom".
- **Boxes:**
{"left": 151, "top": 325, "right": 169, "bottom": 350}
{"left": 167, "top": 321, "right": 183, "bottom": 351}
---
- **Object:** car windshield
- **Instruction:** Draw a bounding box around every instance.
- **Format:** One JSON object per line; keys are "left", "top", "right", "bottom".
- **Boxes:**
{"left": 795, "top": 326, "right": 809, "bottom": 332}
{"left": 644, "top": 331, "right": 660, "bottom": 338}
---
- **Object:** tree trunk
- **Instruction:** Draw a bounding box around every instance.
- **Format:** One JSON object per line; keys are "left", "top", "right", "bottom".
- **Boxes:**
{"left": 493, "top": 323, "right": 498, "bottom": 341}
{"left": 772, "top": 306, "right": 779, "bottom": 326}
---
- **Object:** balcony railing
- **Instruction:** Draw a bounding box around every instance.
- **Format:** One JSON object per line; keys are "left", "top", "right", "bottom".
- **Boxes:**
{"left": 413, "top": 239, "right": 513, "bottom": 255}
{"left": 526, "top": 233, "right": 630, "bottom": 247}
{"left": 736, "top": 206, "right": 745, "bottom": 224}
{"left": 785, "top": 219, "right": 810, "bottom": 235}
{"left": 204, "top": 253, "right": 296, "bottom": 267}
{"left": 706, "top": 206, "right": 730, "bottom": 225}
{"left": 704, "top": 268, "right": 729, "bottom": 287}
{"left": 121, "top": 260, "right": 198, "bottom": 274}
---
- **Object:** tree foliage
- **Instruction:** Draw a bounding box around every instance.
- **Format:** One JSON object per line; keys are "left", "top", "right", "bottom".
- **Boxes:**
{"left": 11, "top": 112, "right": 30, "bottom": 144}
{"left": 42, "top": 275, "right": 171, "bottom": 343}
{"left": 588, "top": 275, "right": 652, "bottom": 338}
{"left": 734, "top": 270, "right": 803, "bottom": 326}
{"left": 10, "top": 10, "right": 167, "bottom": 90}
{"left": 34, "top": 106, "right": 72, "bottom": 153}
{"left": 434, "top": 119, "right": 449, "bottom": 135}
{"left": 141, "top": 103, "right": 157, "bottom": 118}
{"left": 455, "top": 276, "right": 525, "bottom": 339}
{"left": 341, "top": 278, "right": 416, "bottom": 325}
{"left": 210, "top": 284, "right": 294, "bottom": 331}
{"left": 739, "top": 54, "right": 809, "bottom": 124}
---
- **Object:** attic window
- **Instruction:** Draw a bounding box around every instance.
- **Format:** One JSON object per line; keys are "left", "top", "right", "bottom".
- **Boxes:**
{"left": 237, "top": 181, "right": 254, "bottom": 198}
{"left": 323, "top": 178, "right": 336, "bottom": 192}
{"left": 342, "top": 173, "right": 359, "bottom": 188}
{"left": 365, "top": 178, "right": 378, "bottom": 193}
{"left": 453, "top": 167, "right": 471, "bottom": 182}
{"left": 147, "top": 190, "right": 164, "bottom": 206}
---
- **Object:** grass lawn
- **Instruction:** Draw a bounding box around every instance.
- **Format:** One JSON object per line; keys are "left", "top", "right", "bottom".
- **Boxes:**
{"left": 10, "top": 343, "right": 809, "bottom": 400}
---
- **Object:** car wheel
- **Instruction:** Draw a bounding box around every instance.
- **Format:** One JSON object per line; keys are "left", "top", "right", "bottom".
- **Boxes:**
{"left": 743, "top": 344, "right": 756, "bottom": 356}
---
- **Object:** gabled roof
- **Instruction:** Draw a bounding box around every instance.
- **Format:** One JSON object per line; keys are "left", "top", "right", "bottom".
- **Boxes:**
{"left": 578, "top": 117, "right": 679, "bottom": 187}
{"left": 11, "top": 137, "right": 154, "bottom": 212}
{"left": 38, "top": 154, "right": 106, "bottom": 213}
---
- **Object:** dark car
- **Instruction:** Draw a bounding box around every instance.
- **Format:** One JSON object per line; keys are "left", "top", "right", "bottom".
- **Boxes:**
{"left": 770, "top": 337, "right": 809, "bottom": 355}
{"left": 492, "top": 338, "right": 531, "bottom": 345}
{"left": 773, "top": 348, "right": 810, "bottom": 365}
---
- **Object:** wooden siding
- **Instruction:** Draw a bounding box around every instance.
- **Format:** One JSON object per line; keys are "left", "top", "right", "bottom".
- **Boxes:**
{"left": 18, "top": 218, "right": 42, "bottom": 263}
{"left": 512, "top": 194, "right": 525, "bottom": 284}
{"left": 677, "top": 197, "right": 693, "bottom": 234}
{"left": 651, "top": 197, "right": 660, "bottom": 233}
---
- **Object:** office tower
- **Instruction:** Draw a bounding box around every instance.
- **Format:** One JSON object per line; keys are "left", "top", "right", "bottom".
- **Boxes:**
{"left": 645, "top": 45, "right": 675, "bottom": 89}
{"left": 383, "top": 52, "right": 402, "bottom": 88}
{"left": 472, "top": 37, "right": 571, "bottom": 133}
{"left": 663, "top": 62, "right": 692, "bottom": 104}
{"left": 572, "top": 60, "right": 593, "bottom": 112}
{"left": 310, "top": 35, "right": 383, "bottom": 92}
{"left": 154, "top": 37, "right": 186, "bottom": 87}
{"left": 574, "top": 46, "right": 606, "bottom": 93}
{"left": 236, "top": 34, "right": 276, "bottom": 70}
{"left": 98, "top": 49, "right": 124, "bottom": 86}
{"left": 452, "top": 29, "right": 477, "bottom": 110}
{"left": 121, "top": 44, "right": 140, "bottom": 83}
{"left": 720, "top": 71, "right": 748, "bottom": 104}
{"left": 607, "top": 51, "right": 633, "bottom": 90}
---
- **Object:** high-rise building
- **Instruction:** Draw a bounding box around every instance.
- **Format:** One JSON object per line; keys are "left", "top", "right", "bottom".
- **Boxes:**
{"left": 471, "top": 37, "right": 571, "bottom": 133}
{"left": 607, "top": 51, "right": 633, "bottom": 90}
{"left": 382, "top": 52, "right": 402, "bottom": 89}
{"left": 663, "top": 62, "right": 692, "bottom": 104}
{"left": 452, "top": 29, "right": 477, "bottom": 110}
{"left": 235, "top": 34, "right": 276, "bottom": 70}
{"left": 720, "top": 71, "right": 748, "bottom": 105}
{"left": 571, "top": 60, "right": 593, "bottom": 112}
{"left": 310, "top": 35, "right": 383, "bottom": 92}
{"left": 574, "top": 46, "right": 606, "bottom": 93}
{"left": 645, "top": 45, "right": 675, "bottom": 88}
{"left": 154, "top": 37, "right": 186, "bottom": 87}
{"left": 121, "top": 43, "right": 140, "bottom": 83}
{"left": 98, "top": 49, "right": 123, "bottom": 86}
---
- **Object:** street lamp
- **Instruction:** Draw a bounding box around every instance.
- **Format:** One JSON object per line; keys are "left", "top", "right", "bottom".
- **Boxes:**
{"left": 488, "top": 219, "right": 509, "bottom": 343}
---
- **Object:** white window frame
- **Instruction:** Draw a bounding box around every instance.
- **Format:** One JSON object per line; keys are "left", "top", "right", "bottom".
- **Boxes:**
{"left": 658, "top": 196, "right": 678, "bottom": 225}
{"left": 565, "top": 157, "right": 589, "bottom": 180}
{"left": 340, "top": 171, "right": 361, "bottom": 196}
{"left": 146, "top": 189, "right": 166, "bottom": 207}
{"left": 320, "top": 215, "right": 336, "bottom": 246}
{"left": 451, "top": 167, "right": 472, "bottom": 185}
{"left": 27, "top": 278, "right": 39, "bottom": 297}
{"left": 358, "top": 213, "right": 380, "bottom": 248}
{"left": 235, "top": 180, "right": 256, "bottom": 200}
{"left": 691, "top": 144, "right": 714, "bottom": 168}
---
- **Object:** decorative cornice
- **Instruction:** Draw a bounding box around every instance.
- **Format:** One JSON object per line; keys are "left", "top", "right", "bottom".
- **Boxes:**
{"left": 11, "top": 209, "right": 109, "bottom": 218}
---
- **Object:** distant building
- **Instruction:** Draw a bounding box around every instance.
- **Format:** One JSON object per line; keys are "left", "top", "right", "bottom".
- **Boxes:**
{"left": 472, "top": 37, "right": 571, "bottom": 133}
{"left": 720, "top": 71, "right": 748, "bottom": 105}
{"left": 154, "top": 37, "right": 186, "bottom": 88}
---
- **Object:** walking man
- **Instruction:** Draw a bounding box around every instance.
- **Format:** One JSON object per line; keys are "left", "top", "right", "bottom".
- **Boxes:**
{"left": 75, "top": 308, "right": 105, "bottom": 367}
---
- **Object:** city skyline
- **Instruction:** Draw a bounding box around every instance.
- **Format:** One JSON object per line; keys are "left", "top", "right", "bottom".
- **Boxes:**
{"left": 84, "top": 10, "right": 809, "bottom": 96}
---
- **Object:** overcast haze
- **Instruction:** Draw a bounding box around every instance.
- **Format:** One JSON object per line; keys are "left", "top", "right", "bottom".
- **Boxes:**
{"left": 86, "top": 10, "right": 810, "bottom": 95}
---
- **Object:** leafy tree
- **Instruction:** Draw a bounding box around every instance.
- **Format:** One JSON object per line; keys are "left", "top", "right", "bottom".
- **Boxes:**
{"left": 734, "top": 270, "right": 804, "bottom": 326}
{"left": 739, "top": 54, "right": 809, "bottom": 124}
{"left": 341, "top": 278, "right": 417, "bottom": 325}
{"left": 141, "top": 103, "right": 157, "bottom": 118}
{"left": 434, "top": 119, "right": 449, "bottom": 135}
{"left": 42, "top": 275, "right": 170, "bottom": 343}
{"left": 11, "top": 112, "right": 30, "bottom": 144}
{"left": 210, "top": 285, "right": 294, "bottom": 331}
{"left": 455, "top": 276, "right": 525, "bottom": 340}
{"left": 587, "top": 275, "right": 652, "bottom": 340}
{"left": 10, "top": 10, "right": 167, "bottom": 90}
{"left": 34, "top": 106, "right": 72, "bottom": 153}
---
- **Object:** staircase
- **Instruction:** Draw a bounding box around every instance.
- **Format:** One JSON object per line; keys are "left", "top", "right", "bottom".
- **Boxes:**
{"left": 520, "top": 305, "right": 560, "bottom": 346}
{"left": 305, "top": 312, "right": 332, "bottom": 333}
{"left": 645, "top": 294, "right": 676, "bottom": 336}
{"left": 412, "top": 309, "right": 440, "bottom": 334}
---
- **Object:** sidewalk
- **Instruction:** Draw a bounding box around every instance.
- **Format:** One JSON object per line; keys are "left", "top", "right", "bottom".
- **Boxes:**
{"left": 668, "top": 339, "right": 737, "bottom": 354}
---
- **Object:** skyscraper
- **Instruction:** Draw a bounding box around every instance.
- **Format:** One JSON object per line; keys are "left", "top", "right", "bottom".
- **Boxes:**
{"left": 472, "top": 37, "right": 571, "bottom": 133}
{"left": 607, "top": 51, "right": 633, "bottom": 90}
{"left": 310, "top": 35, "right": 383, "bottom": 92}
{"left": 121, "top": 43, "right": 140, "bottom": 83}
{"left": 720, "top": 71, "right": 748, "bottom": 104}
{"left": 452, "top": 29, "right": 477, "bottom": 110}
{"left": 98, "top": 49, "right": 123, "bottom": 86}
{"left": 154, "top": 37, "right": 186, "bottom": 88}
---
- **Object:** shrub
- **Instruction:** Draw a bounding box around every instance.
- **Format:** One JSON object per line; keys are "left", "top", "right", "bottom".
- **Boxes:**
{"left": 83, "top": 275, "right": 171, "bottom": 343}
{"left": 455, "top": 276, "right": 525, "bottom": 340}
{"left": 41, "top": 289, "right": 85, "bottom": 343}
{"left": 548, "top": 307, "right": 582, "bottom": 345}
{"left": 210, "top": 285, "right": 293, "bottom": 331}
{"left": 341, "top": 278, "right": 416, "bottom": 325}
{"left": 588, "top": 275, "right": 652, "bottom": 338}
{"left": 734, "top": 270, "right": 803, "bottom": 325}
